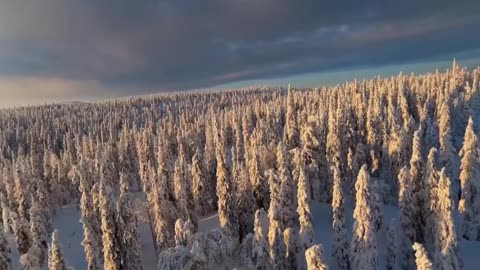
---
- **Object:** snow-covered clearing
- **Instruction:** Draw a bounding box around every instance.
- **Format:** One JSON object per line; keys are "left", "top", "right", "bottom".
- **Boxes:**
{"left": 7, "top": 202, "right": 220, "bottom": 270}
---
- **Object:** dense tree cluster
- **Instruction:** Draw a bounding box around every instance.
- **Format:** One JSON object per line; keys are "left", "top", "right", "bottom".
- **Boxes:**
{"left": 0, "top": 61, "right": 479, "bottom": 269}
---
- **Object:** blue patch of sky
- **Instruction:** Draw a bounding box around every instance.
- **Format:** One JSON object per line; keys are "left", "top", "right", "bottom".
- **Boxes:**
{"left": 213, "top": 49, "right": 480, "bottom": 90}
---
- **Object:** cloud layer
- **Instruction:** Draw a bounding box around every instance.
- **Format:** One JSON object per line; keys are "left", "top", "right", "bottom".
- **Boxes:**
{"left": 1, "top": 0, "right": 480, "bottom": 105}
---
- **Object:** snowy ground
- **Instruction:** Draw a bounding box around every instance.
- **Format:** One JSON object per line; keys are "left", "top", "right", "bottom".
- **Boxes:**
{"left": 51, "top": 205, "right": 218, "bottom": 270}
{"left": 6, "top": 200, "right": 479, "bottom": 269}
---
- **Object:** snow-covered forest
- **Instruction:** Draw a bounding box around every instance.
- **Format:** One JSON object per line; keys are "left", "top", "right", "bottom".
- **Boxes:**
{"left": 1, "top": 60, "right": 480, "bottom": 270}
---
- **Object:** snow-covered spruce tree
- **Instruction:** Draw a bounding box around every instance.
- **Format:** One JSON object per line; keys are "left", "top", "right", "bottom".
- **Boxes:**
{"left": 252, "top": 208, "right": 270, "bottom": 269}
{"left": 119, "top": 124, "right": 140, "bottom": 190}
{"left": 153, "top": 134, "right": 172, "bottom": 197}
{"left": 331, "top": 164, "right": 349, "bottom": 270}
{"left": 326, "top": 93, "right": 340, "bottom": 167}
{"left": 28, "top": 195, "right": 48, "bottom": 265}
{"left": 325, "top": 102, "right": 343, "bottom": 202}
{"left": 116, "top": 173, "right": 143, "bottom": 270}
{"left": 423, "top": 147, "right": 440, "bottom": 254}
{"left": 349, "top": 143, "right": 367, "bottom": 199}
{"left": 276, "top": 142, "right": 297, "bottom": 229}
{"left": 19, "top": 248, "right": 41, "bottom": 270}
{"left": 366, "top": 95, "right": 383, "bottom": 176}
{"left": 203, "top": 117, "right": 218, "bottom": 213}
{"left": 215, "top": 132, "right": 239, "bottom": 239}
{"left": 269, "top": 223, "right": 287, "bottom": 270}
{"left": 300, "top": 118, "right": 321, "bottom": 201}
{"left": 296, "top": 150, "right": 314, "bottom": 269}
{"left": 79, "top": 173, "right": 102, "bottom": 270}
{"left": 1, "top": 199, "right": 11, "bottom": 234}
{"left": 48, "top": 230, "right": 71, "bottom": 270}
{"left": 173, "top": 143, "right": 196, "bottom": 227}
{"left": 350, "top": 165, "right": 378, "bottom": 270}
{"left": 249, "top": 144, "right": 269, "bottom": 211}
{"left": 409, "top": 127, "right": 426, "bottom": 243}
{"left": 386, "top": 219, "right": 398, "bottom": 270}
{"left": 34, "top": 173, "right": 53, "bottom": 234}
{"left": 346, "top": 149, "right": 355, "bottom": 190}
{"left": 468, "top": 72, "right": 480, "bottom": 129}
{"left": 185, "top": 230, "right": 221, "bottom": 269}
{"left": 426, "top": 147, "right": 439, "bottom": 189}
{"left": 386, "top": 90, "right": 404, "bottom": 160}
{"left": 174, "top": 219, "right": 186, "bottom": 247}
{"left": 42, "top": 150, "right": 55, "bottom": 195}
{"left": 398, "top": 165, "right": 416, "bottom": 268}
{"left": 305, "top": 244, "right": 329, "bottom": 270}
{"left": 387, "top": 123, "right": 412, "bottom": 198}
{"left": 232, "top": 112, "right": 246, "bottom": 167}
{"left": 267, "top": 167, "right": 287, "bottom": 270}
{"left": 239, "top": 233, "right": 254, "bottom": 269}
{"left": 420, "top": 101, "right": 439, "bottom": 156}
{"left": 284, "top": 85, "right": 300, "bottom": 150}
{"left": 433, "top": 169, "right": 460, "bottom": 270}
{"left": 13, "top": 159, "right": 31, "bottom": 221}
{"left": 413, "top": 242, "right": 433, "bottom": 270}
{"left": 311, "top": 112, "right": 330, "bottom": 203}
{"left": 10, "top": 210, "right": 31, "bottom": 255}
{"left": 191, "top": 148, "right": 209, "bottom": 216}
{"left": 98, "top": 171, "right": 121, "bottom": 270}
{"left": 20, "top": 173, "right": 42, "bottom": 270}
{"left": 101, "top": 145, "right": 119, "bottom": 187}
{"left": 149, "top": 164, "right": 176, "bottom": 253}
{"left": 458, "top": 117, "right": 480, "bottom": 240}
{"left": 342, "top": 104, "right": 358, "bottom": 170}
{"left": 0, "top": 225, "right": 12, "bottom": 270}
{"left": 174, "top": 218, "right": 194, "bottom": 247}
{"left": 380, "top": 144, "right": 395, "bottom": 203}
{"left": 234, "top": 154, "right": 256, "bottom": 241}
{"left": 157, "top": 245, "right": 202, "bottom": 270}
{"left": 136, "top": 127, "right": 153, "bottom": 193}
{"left": 241, "top": 109, "right": 255, "bottom": 162}
{"left": 47, "top": 165, "right": 64, "bottom": 209}
{"left": 283, "top": 227, "right": 299, "bottom": 269}
{"left": 267, "top": 169, "right": 284, "bottom": 232}
{"left": 437, "top": 100, "right": 457, "bottom": 189}
{"left": 1, "top": 183, "right": 14, "bottom": 232}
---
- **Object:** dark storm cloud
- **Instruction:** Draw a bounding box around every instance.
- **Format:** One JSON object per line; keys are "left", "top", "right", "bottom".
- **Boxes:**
{"left": 0, "top": 0, "right": 480, "bottom": 101}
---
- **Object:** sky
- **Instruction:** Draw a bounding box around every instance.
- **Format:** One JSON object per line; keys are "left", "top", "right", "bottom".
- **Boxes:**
{"left": 1, "top": 0, "right": 480, "bottom": 107}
